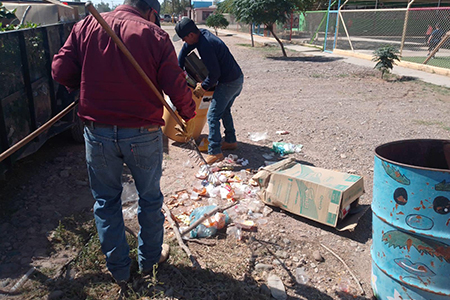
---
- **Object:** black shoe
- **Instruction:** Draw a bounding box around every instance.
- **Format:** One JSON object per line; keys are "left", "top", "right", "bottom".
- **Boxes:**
{"left": 117, "top": 280, "right": 130, "bottom": 299}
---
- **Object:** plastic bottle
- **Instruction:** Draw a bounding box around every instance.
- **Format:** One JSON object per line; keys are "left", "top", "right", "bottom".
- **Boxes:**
{"left": 190, "top": 224, "right": 217, "bottom": 238}
{"left": 295, "top": 267, "right": 309, "bottom": 284}
{"left": 226, "top": 226, "right": 242, "bottom": 241}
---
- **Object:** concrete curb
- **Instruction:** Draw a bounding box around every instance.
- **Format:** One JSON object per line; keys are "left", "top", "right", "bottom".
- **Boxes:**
{"left": 333, "top": 49, "right": 450, "bottom": 78}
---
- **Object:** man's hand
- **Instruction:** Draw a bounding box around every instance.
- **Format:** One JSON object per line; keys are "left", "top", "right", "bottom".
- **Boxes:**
{"left": 193, "top": 82, "right": 205, "bottom": 98}
{"left": 175, "top": 119, "right": 196, "bottom": 141}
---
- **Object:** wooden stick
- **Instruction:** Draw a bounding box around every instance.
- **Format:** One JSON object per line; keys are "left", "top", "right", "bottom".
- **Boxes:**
{"left": 85, "top": 2, "right": 184, "bottom": 129}
{"left": 179, "top": 201, "right": 238, "bottom": 237}
{"left": 320, "top": 243, "right": 365, "bottom": 296}
{"left": 10, "top": 267, "right": 35, "bottom": 293}
{"left": 0, "top": 101, "right": 78, "bottom": 163}
{"left": 162, "top": 203, "right": 201, "bottom": 269}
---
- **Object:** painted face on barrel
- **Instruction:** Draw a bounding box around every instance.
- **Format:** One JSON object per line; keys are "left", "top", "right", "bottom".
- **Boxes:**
{"left": 433, "top": 196, "right": 450, "bottom": 215}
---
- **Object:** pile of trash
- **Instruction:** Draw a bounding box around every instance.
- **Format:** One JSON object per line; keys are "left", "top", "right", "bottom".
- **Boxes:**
{"left": 165, "top": 154, "right": 272, "bottom": 240}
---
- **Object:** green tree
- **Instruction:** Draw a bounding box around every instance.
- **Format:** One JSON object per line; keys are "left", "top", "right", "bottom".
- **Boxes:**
{"left": 217, "top": 0, "right": 235, "bottom": 13}
{"left": 372, "top": 45, "right": 401, "bottom": 79}
{"left": 161, "top": 0, "right": 191, "bottom": 16}
{"left": 95, "top": 1, "right": 112, "bottom": 13}
{"left": 233, "top": 0, "right": 314, "bottom": 57}
{"left": 206, "top": 13, "right": 229, "bottom": 36}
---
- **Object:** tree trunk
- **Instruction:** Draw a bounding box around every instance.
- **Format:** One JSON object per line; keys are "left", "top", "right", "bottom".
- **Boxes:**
{"left": 268, "top": 24, "right": 287, "bottom": 57}
{"left": 250, "top": 24, "right": 254, "bottom": 47}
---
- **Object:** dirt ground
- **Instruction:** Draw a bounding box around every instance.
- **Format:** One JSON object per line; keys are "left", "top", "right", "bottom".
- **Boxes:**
{"left": 1, "top": 25, "right": 450, "bottom": 300}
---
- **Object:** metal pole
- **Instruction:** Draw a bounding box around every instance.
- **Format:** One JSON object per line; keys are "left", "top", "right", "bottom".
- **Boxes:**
{"left": 323, "top": 0, "right": 333, "bottom": 51}
{"left": 399, "top": 0, "right": 415, "bottom": 56}
{"left": 339, "top": 10, "right": 353, "bottom": 51}
{"left": 333, "top": 0, "right": 346, "bottom": 51}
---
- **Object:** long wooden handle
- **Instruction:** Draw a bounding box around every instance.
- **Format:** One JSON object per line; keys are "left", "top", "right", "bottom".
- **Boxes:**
{"left": 0, "top": 100, "right": 78, "bottom": 163}
{"left": 85, "top": 2, "right": 185, "bottom": 129}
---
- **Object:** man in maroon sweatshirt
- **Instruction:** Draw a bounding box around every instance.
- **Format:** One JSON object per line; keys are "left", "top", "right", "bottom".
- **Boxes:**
{"left": 52, "top": 0, "right": 195, "bottom": 295}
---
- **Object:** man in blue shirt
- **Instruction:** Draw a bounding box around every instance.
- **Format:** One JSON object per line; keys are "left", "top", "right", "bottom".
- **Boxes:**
{"left": 174, "top": 18, "right": 244, "bottom": 165}
{"left": 427, "top": 23, "right": 446, "bottom": 58}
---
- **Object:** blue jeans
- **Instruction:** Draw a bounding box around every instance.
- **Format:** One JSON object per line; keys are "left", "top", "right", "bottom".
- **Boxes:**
{"left": 207, "top": 74, "right": 244, "bottom": 155}
{"left": 84, "top": 125, "right": 164, "bottom": 281}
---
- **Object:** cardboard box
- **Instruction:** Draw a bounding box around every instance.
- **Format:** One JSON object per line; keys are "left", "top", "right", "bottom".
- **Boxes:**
{"left": 253, "top": 158, "right": 367, "bottom": 231}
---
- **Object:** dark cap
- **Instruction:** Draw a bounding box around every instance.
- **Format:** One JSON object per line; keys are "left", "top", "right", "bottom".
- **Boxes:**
{"left": 142, "top": 0, "right": 160, "bottom": 27}
{"left": 173, "top": 18, "right": 198, "bottom": 41}
{"left": 142, "top": 0, "right": 160, "bottom": 13}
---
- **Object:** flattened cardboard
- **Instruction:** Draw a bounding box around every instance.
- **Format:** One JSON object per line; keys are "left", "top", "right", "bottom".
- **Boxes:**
{"left": 253, "top": 158, "right": 366, "bottom": 231}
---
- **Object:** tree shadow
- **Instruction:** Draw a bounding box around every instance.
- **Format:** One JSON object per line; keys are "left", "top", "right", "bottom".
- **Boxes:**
{"left": 266, "top": 56, "right": 344, "bottom": 63}
{"left": 5, "top": 258, "right": 377, "bottom": 300}
{"left": 391, "top": 75, "right": 418, "bottom": 82}
{"left": 171, "top": 137, "right": 312, "bottom": 172}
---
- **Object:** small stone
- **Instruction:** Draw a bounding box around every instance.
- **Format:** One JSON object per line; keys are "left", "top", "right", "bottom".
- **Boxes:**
{"left": 267, "top": 274, "right": 287, "bottom": 300}
{"left": 272, "top": 259, "right": 282, "bottom": 266}
{"left": 275, "top": 250, "right": 289, "bottom": 259}
{"left": 350, "top": 242, "right": 358, "bottom": 247}
{"left": 262, "top": 206, "right": 273, "bottom": 216}
{"left": 310, "top": 262, "right": 316, "bottom": 268}
{"left": 340, "top": 154, "right": 347, "bottom": 159}
{"left": 255, "top": 263, "right": 273, "bottom": 271}
{"left": 312, "top": 250, "right": 324, "bottom": 262}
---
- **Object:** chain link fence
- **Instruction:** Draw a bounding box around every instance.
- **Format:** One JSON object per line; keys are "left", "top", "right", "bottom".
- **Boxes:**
{"left": 224, "top": 6, "right": 450, "bottom": 70}
{"left": 401, "top": 8, "right": 450, "bottom": 68}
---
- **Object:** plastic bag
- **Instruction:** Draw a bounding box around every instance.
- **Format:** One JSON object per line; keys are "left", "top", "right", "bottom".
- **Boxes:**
{"left": 248, "top": 132, "right": 268, "bottom": 142}
{"left": 189, "top": 205, "right": 230, "bottom": 238}
{"left": 272, "top": 142, "right": 303, "bottom": 156}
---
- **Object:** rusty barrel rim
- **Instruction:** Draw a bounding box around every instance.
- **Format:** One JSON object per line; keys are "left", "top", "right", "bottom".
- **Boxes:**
{"left": 375, "top": 138, "right": 450, "bottom": 173}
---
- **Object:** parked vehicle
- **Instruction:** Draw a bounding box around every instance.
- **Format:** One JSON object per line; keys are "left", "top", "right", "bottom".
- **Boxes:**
{"left": 162, "top": 14, "right": 177, "bottom": 23}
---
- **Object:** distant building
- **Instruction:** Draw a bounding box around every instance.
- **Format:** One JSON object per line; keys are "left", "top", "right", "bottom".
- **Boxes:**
{"left": 186, "top": 1, "right": 216, "bottom": 24}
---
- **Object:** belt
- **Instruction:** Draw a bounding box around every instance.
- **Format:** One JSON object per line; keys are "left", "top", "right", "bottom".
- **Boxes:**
{"left": 84, "top": 121, "right": 160, "bottom": 132}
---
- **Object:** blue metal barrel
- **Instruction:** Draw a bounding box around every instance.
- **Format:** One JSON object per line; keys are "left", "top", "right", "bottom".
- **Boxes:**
{"left": 371, "top": 139, "right": 450, "bottom": 300}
